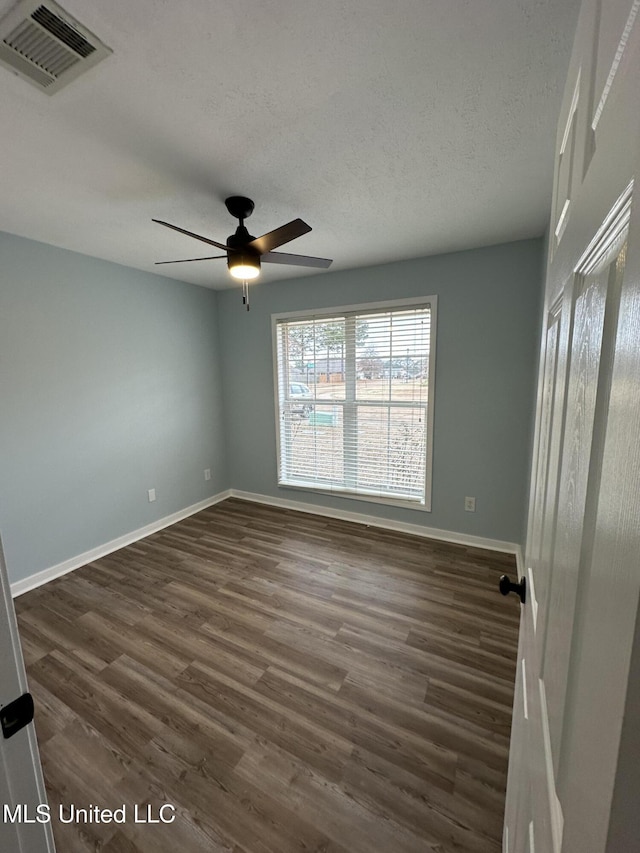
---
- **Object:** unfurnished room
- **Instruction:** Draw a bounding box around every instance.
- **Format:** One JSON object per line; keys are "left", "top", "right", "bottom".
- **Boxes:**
{"left": 2, "top": 1, "right": 640, "bottom": 852}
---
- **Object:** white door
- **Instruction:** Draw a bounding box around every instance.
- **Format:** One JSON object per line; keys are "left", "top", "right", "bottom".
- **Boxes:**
{"left": 0, "top": 536, "right": 55, "bottom": 853}
{"left": 504, "top": 0, "right": 640, "bottom": 851}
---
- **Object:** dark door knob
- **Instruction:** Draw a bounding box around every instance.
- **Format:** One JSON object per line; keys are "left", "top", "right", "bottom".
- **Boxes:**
{"left": 499, "top": 574, "right": 526, "bottom": 604}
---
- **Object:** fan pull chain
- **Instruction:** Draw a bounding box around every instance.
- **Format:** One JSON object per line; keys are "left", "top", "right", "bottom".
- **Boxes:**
{"left": 242, "top": 279, "right": 250, "bottom": 311}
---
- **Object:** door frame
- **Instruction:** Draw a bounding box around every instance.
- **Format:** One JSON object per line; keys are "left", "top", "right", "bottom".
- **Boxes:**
{"left": 0, "top": 536, "right": 55, "bottom": 853}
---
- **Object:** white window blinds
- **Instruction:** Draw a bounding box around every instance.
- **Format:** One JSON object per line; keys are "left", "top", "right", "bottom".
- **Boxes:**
{"left": 274, "top": 299, "right": 435, "bottom": 508}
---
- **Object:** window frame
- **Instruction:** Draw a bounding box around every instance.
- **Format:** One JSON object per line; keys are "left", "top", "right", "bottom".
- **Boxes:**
{"left": 272, "top": 295, "right": 437, "bottom": 512}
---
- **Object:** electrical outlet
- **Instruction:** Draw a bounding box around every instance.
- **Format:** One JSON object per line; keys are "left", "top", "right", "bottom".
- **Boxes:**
{"left": 204, "top": 468, "right": 211, "bottom": 481}
{"left": 464, "top": 496, "right": 476, "bottom": 512}
{"left": 148, "top": 488, "right": 156, "bottom": 502}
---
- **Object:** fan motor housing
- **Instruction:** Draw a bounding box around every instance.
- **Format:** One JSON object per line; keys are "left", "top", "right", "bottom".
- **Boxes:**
{"left": 227, "top": 224, "right": 255, "bottom": 248}
{"left": 226, "top": 224, "right": 261, "bottom": 279}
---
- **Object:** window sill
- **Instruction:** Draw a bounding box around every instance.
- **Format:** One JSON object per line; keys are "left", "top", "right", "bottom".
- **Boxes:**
{"left": 277, "top": 480, "right": 432, "bottom": 512}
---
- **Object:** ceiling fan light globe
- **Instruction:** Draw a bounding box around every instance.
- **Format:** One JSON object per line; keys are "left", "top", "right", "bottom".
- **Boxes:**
{"left": 228, "top": 254, "right": 261, "bottom": 280}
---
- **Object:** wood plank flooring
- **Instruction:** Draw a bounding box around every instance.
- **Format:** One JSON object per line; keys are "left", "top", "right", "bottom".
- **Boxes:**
{"left": 15, "top": 498, "right": 520, "bottom": 853}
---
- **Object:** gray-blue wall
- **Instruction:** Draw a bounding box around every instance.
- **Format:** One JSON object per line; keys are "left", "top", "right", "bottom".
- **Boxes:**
{"left": 216, "top": 239, "right": 543, "bottom": 544}
{"left": 1, "top": 232, "right": 542, "bottom": 587}
{"left": 0, "top": 231, "right": 228, "bottom": 584}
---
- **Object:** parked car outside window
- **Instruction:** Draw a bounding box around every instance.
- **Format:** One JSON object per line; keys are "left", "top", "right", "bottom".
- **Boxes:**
{"left": 289, "top": 383, "right": 314, "bottom": 417}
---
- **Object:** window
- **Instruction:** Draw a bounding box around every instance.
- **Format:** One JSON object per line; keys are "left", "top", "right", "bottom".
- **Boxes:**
{"left": 273, "top": 297, "right": 436, "bottom": 509}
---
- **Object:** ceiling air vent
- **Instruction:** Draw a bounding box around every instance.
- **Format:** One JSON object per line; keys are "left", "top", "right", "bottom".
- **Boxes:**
{"left": 0, "top": 0, "right": 111, "bottom": 93}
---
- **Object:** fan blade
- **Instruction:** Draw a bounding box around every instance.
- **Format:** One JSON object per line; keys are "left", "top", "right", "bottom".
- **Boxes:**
{"left": 262, "top": 251, "right": 333, "bottom": 268}
{"left": 152, "top": 219, "right": 232, "bottom": 252}
{"left": 248, "top": 219, "right": 312, "bottom": 254}
{"left": 155, "top": 256, "right": 226, "bottom": 265}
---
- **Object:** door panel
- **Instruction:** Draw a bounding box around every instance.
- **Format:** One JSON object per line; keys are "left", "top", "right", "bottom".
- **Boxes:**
{"left": 591, "top": 0, "right": 640, "bottom": 134}
{"left": 504, "top": 0, "right": 640, "bottom": 851}
{"left": 527, "top": 303, "right": 563, "bottom": 633}
{"left": 533, "top": 300, "right": 571, "bottom": 643}
{"left": 556, "top": 236, "right": 640, "bottom": 853}
{"left": 504, "top": 631, "right": 531, "bottom": 851}
{"left": 543, "top": 245, "right": 624, "bottom": 766}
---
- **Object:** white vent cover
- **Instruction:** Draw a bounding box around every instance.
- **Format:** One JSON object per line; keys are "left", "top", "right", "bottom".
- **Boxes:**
{"left": 0, "top": 0, "right": 111, "bottom": 93}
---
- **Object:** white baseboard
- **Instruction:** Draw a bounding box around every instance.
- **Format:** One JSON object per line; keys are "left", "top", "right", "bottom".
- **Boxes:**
{"left": 10, "top": 490, "right": 232, "bottom": 598}
{"left": 229, "top": 489, "right": 520, "bottom": 556}
{"left": 11, "top": 487, "right": 520, "bottom": 598}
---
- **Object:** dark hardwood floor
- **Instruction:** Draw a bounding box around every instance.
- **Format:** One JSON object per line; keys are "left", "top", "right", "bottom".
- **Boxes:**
{"left": 15, "top": 498, "right": 520, "bottom": 852}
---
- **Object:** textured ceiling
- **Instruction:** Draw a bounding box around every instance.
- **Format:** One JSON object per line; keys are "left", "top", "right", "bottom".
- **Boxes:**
{"left": 0, "top": 0, "right": 580, "bottom": 289}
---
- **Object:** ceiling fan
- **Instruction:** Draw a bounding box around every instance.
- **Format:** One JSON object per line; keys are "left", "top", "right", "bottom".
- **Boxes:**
{"left": 153, "top": 196, "right": 333, "bottom": 309}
